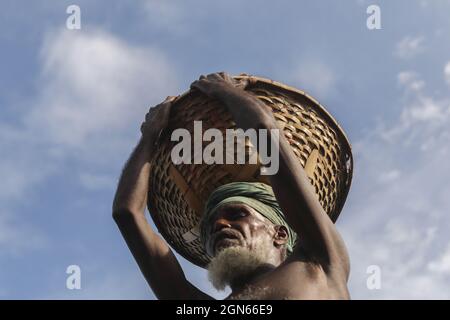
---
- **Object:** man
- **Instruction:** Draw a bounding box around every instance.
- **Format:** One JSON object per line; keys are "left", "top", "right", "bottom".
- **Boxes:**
{"left": 112, "top": 72, "right": 350, "bottom": 299}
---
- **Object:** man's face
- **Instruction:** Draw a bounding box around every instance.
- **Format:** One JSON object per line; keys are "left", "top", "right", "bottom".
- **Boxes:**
{"left": 204, "top": 203, "right": 275, "bottom": 257}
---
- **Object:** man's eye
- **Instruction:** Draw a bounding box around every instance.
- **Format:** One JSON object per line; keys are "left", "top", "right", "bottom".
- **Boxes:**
{"left": 231, "top": 211, "right": 247, "bottom": 218}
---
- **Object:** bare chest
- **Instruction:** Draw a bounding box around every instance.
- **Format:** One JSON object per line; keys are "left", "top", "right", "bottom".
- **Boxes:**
{"left": 226, "top": 262, "right": 349, "bottom": 300}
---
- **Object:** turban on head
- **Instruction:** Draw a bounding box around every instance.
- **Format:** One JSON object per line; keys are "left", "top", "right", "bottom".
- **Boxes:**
{"left": 200, "top": 182, "right": 297, "bottom": 255}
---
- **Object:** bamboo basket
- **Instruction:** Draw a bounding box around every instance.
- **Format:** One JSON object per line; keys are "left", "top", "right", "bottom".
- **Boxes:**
{"left": 147, "top": 75, "right": 353, "bottom": 268}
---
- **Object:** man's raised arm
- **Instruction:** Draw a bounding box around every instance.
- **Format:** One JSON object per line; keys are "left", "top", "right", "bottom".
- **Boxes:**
{"left": 112, "top": 97, "right": 212, "bottom": 300}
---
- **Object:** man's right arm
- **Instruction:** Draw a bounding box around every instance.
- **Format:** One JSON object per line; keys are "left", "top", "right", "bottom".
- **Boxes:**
{"left": 112, "top": 100, "right": 212, "bottom": 300}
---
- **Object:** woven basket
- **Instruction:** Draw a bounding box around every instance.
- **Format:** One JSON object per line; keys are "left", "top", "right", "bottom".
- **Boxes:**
{"left": 147, "top": 75, "right": 353, "bottom": 268}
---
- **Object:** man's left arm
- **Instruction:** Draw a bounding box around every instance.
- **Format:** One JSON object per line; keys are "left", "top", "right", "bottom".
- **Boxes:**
{"left": 266, "top": 127, "right": 350, "bottom": 278}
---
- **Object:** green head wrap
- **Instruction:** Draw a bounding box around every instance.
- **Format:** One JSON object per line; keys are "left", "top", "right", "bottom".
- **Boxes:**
{"left": 200, "top": 182, "right": 297, "bottom": 255}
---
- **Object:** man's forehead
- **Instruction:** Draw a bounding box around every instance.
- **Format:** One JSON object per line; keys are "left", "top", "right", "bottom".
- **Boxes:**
{"left": 213, "top": 202, "right": 270, "bottom": 223}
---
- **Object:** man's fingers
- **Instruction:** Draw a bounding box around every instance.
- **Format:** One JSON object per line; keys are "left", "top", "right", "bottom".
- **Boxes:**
{"left": 190, "top": 80, "right": 199, "bottom": 90}
{"left": 146, "top": 101, "right": 168, "bottom": 122}
{"left": 206, "top": 73, "right": 223, "bottom": 81}
{"left": 160, "top": 100, "right": 172, "bottom": 115}
{"left": 237, "top": 76, "right": 257, "bottom": 89}
{"left": 163, "top": 95, "right": 177, "bottom": 103}
{"left": 190, "top": 79, "right": 207, "bottom": 92}
{"left": 196, "top": 72, "right": 233, "bottom": 86}
{"left": 221, "top": 72, "right": 234, "bottom": 84}
{"left": 145, "top": 109, "right": 155, "bottom": 121}
{"left": 216, "top": 72, "right": 246, "bottom": 88}
{"left": 147, "top": 95, "right": 176, "bottom": 116}
{"left": 237, "top": 77, "right": 252, "bottom": 88}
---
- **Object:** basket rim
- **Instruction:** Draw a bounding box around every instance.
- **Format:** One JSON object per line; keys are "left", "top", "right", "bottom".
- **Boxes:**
{"left": 173, "top": 74, "right": 352, "bottom": 156}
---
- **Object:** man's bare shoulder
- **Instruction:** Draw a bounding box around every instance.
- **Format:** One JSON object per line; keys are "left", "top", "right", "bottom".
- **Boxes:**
{"left": 261, "top": 250, "right": 350, "bottom": 299}
{"left": 224, "top": 258, "right": 349, "bottom": 300}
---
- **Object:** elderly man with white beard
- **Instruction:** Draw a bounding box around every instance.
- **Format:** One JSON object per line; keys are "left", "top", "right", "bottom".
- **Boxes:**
{"left": 112, "top": 72, "right": 350, "bottom": 300}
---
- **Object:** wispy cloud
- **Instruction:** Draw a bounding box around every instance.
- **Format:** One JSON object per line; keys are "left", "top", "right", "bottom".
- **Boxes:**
{"left": 428, "top": 244, "right": 450, "bottom": 275}
{"left": 0, "top": 211, "right": 47, "bottom": 256}
{"left": 24, "top": 28, "right": 179, "bottom": 189}
{"left": 342, "top": 69, "right": 450, "bottom": 299}
{"left": 0, "top": 28, "right": 178, "bottom": 258}
{"left": 395, "top": 36, "right": 425, "bottom": 59}
{"left": 0, "top": 124, "right": 53, "bottom": 255}
{"left": 397, "top": 71, "right": 425, "bottom": 92}
{"left": 28, "top": 29, "right": 178, "bottom": 152}
{"left": 445, "top": 61, "right": 450, "bottom": 86}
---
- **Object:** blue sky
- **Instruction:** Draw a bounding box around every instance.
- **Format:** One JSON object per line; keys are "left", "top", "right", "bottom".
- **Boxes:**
{"left": 1, "top": 0, "right": 450, "bottom": 299}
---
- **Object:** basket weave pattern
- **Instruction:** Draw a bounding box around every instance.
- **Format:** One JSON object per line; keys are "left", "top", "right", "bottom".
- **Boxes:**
{"left": 148, "top": 76, "right": 353, "bottom": 268}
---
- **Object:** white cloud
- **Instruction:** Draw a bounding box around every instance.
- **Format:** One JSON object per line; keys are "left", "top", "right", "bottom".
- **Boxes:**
{"left": 27, "top": 29, "right": 178, "bottom": 151}
{"left": 342, "top": 70, "right": 450, "bottom": 299}
{"left": 0, "top": 211, "right": 47, "bottom": 256}
{"left": 402, "top": 97, "right": 445, "bottom": 123}
{"left": 0, "top": 124, "right": 55, "bottom": 202}
{"left": 0, "top": 124, "right": 53, "bottom": 255}
{"left": 444, "top": 61, "right": 450, "bottom": 86}
{"left": 397, "top": 71, "right": 425, "bottom": 91}
{"left": 21, "top": 27, "right": 180, "bottom": 187}
{"left": 428, "top": 245, "right": 450, "bottom": 275}
{"left": 378, "top": 170, "right": 401, "bottom": 184}
{"left": 0, "top": 28, "right": 178, "bottom": 255}
{"left": 395, "top": 36, "right": 425, "bottom": 59}
{"left": 382, "top": 72, "right": 449, "bottom": 147}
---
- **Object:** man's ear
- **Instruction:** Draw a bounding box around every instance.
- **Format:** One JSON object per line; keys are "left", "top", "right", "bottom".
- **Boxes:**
{"left": 273, "top": 225, "right": 288, "bottom": 248}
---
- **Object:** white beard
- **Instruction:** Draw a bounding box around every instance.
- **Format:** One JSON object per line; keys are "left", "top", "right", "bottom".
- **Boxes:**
{"left": 207, "top": 245, "right": 270, "bottom": 291}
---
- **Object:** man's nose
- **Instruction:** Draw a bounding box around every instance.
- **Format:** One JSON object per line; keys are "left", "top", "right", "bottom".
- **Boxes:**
{"left": 213, "top": 217, "right": 232, "bottom": 233}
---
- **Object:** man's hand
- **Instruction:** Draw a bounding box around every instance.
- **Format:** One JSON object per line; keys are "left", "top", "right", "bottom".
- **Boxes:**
{"left": 190, "top": 72, "right": 252, "bottom": 98}
{"left": 140, "top": 96, "right": 176, "bottom": 149}
{"left": 190, "top": 72, "right": 274, "bottom": 130}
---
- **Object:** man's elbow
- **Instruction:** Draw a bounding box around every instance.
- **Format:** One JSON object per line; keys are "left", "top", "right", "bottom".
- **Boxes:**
{"left": 112, "top": 206, "right": 140, "bottom": 224}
